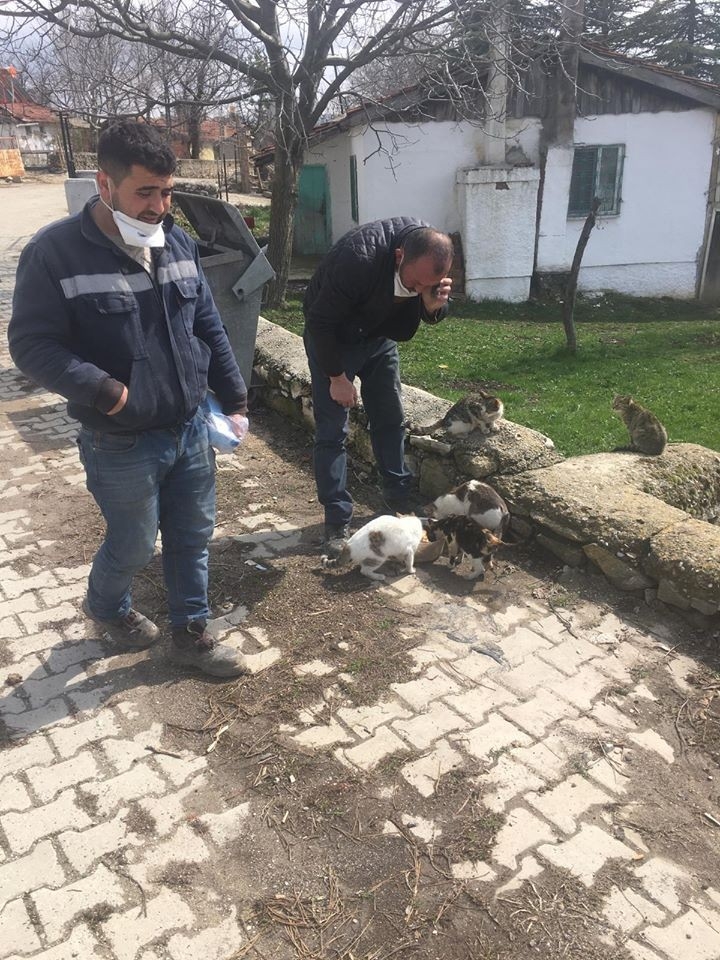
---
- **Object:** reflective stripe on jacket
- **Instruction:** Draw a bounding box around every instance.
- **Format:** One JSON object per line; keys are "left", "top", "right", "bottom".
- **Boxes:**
{"left": 9, "top": 199, "right": 246, "bottom": 433}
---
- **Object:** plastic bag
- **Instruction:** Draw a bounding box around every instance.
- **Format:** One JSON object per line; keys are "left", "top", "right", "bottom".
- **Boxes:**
{"left": 201, "top": 392, "right": 248, "bottom": 453}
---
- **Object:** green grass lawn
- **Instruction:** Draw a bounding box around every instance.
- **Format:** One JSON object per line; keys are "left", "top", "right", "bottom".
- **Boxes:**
{"left": 264, "top": 292, "right": 720, "bottom": 458}
{"left": 236, "top": 203, "right": 271, "bottom": 239}
{"left": 173, "top": 202, "right": 270, "bottom": 243}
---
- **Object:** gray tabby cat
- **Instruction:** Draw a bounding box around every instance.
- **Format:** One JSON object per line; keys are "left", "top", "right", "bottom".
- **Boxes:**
{"left": 411, "top": 391, "right": 504, "bottom": 437}
{"left": 612, "top": 395, "right": 668, "bottom": 456}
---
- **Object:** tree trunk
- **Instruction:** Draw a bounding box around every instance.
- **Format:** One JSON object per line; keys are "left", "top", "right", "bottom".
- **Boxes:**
{"left": 547, "top": 0, "right": 585, "bottom": 146}
{"left": 562, "top": 197, "right": 600, "bottom": 353}
{"left": 685, "top": 0, "right": 697, "bottom": 73}
{"left": 186, "top": 111, "right": 201, "bottom": 160}
{"left": 264, "top": 130, "right": 304, "bottom": 307}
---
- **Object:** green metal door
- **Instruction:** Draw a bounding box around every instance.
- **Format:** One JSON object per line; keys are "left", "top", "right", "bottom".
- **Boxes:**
{"left": 294, "top": 165, "right": 331, "bottom": 255}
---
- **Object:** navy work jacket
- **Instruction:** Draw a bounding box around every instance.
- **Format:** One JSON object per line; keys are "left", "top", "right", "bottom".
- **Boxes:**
{"left": 9, "top": 199, "right": 247, "bottom": 433}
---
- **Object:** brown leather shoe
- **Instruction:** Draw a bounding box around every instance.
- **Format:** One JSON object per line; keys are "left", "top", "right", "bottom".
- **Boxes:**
{"left": 82, "top": 598, "right": 159, "bottom": 649}
{"left": 169, "top": 621, "right": 249, "bottom": 678}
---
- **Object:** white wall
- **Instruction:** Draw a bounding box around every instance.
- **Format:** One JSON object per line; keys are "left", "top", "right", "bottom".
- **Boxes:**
{"left": 306, "top": 118, "right": 541, "bottom": 242}
{"left": 458, "top": 165, "right": 541, "bottom": 301}
{"left": 306, "top": 106, "right": 716, "bottom": 301}
{"left": 14, "top": 122, "right": 57, "bottom": 153}
{"left": 537, "top": 109, "right": 716, "bottom": 297}
{"left": 303, "top": 134, "right": 351, "bottom": 242}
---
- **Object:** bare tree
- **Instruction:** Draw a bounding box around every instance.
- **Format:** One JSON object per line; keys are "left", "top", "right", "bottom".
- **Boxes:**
{"left": 563, "top": 197, "right": 599, "bottom": 353}
{"left": 2, "top": 4, "right": 251, "bottom": 157}
{"left": 148, "top": 0, "right": 251, "bottom": 159}
{"left": 6, "top": 21, "right": 152, "bottom": 127}
{"left": 1, "top": 1, "right": 598, "bottom": 303}
{"left": 0, "top": 0, "right": 502, "bottom": 305}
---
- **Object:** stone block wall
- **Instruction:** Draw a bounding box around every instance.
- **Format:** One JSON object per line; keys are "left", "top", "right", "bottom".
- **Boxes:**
{"left": 253, "top": 318, "right": 720, "bottom": 626}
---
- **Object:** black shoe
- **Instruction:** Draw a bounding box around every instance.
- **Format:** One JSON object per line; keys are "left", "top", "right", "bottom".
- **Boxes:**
{"left": 323, "top": 522, "right": 350, "bottom": 558}
{"left": 169, "top": 621, "right": 249, "bottom": 678}
{"left": 324, "top": 522, "right": 350, "bottom": 543}
{"left": 82, "top": 598, "right": 159, "bottom": 649}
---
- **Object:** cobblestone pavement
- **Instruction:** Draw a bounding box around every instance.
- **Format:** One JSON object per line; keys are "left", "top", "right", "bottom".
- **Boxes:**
{"left": 1, "top": 184, "right": 720, "bottom": 960}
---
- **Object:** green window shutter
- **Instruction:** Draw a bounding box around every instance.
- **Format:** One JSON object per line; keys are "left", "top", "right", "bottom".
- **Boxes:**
{"left": 597, "top": 145, "right": 623, "bottom": 215}
{"left": 350, "top": 155, "right": 358, "bottom": 223}
{"left": 568, "top": 147, "right": 597, "bottom": 217}
{"left": 568, "top": 144, "right": 624, "bottom": 218}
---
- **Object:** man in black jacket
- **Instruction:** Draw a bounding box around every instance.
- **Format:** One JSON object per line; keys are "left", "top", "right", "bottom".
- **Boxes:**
{"left": 9, "top": 120, "right": 248, "bottom": 677}
{"left": 303, "top": 218, "right": 453, "bottom": 544}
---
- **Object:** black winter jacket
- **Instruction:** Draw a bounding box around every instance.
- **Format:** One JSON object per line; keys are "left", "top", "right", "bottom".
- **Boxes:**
{"left": 303, "top": 217, "right": 448, "bottom": 376}
{"left": 9, "top": 199, "right": 246, "bottom": 433}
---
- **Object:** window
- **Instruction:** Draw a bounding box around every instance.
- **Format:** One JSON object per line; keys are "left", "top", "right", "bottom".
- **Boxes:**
{"left": 568, "top": 144, "right": 624, "bottom": 218}
{"left": 349, "top": 155, "right": 358, "bottom": 223}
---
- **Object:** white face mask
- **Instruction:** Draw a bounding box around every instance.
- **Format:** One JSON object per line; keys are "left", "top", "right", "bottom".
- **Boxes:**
{"left": 101, "top": 190, "right": 166, "bottom": 248}
{"left": 394, "top": 259, "right": 418, "bottom": 298}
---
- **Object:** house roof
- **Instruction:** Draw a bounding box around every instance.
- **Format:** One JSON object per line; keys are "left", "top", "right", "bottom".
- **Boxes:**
{"left": 0, "top": 101, "right": 58, "bottom": 124}
{"left": 200, "top": 117, "right": 249, "bottom": 142}
{"left": 251, "top": 42, "right": 720, "bottom": 163}
{"left": 304, "top": 83, "right": 430, "bottom": 145}
{"left": 0, "top": 68, "right": 58, "bottom": 123}
{"left": 580, "top": 43, "right": 720, "bottom": 109}
{"left": 302, "top": 42, "right": 720, "bottom": 147}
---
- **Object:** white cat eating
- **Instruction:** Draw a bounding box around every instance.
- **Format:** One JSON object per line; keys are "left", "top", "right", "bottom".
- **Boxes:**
{"left": 321, "top": 515, "right": 424, "bottom": 581}
{"left": 431, "top": 480, "right": 510, "bottom": 537}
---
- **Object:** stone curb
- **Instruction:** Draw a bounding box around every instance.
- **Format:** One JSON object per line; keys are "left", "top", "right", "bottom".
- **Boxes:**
{"left": 253, "top": 318, "right": 719, "bottom": 624}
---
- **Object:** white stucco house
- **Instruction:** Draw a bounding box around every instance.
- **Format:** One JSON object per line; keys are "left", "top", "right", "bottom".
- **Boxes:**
{"left": 297, "top": 46, "right": 720, "bottom": 304}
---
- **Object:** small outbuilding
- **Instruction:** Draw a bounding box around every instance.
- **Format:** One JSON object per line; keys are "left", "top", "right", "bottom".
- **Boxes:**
{"left": 297, "top": 46, "right": 720, "bottom": 304}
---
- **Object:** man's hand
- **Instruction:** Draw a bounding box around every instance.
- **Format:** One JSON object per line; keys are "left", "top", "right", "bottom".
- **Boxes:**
{"left": 227, "top": 412, "right": 249, "bottom": 441}
{"left": 420, "top": 276, "right": 452, "bottom": 314}
{"left": 329, "top": 373, "right": 358, "bottom": 408}
{"left": 107, "top": 385, "right": 128, "bottom": 416}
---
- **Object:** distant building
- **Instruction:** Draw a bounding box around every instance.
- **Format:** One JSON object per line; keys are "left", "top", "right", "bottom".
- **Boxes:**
{"left": 0, "top": 68, "right": 61, "bottom": 174}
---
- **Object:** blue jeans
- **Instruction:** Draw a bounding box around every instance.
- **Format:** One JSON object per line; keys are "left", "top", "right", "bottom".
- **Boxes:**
{"left": 304, "top": 335, "right": 413, "bottom": 526}
{"left": 77, "top": 409, "right": 215, "bottom": 627}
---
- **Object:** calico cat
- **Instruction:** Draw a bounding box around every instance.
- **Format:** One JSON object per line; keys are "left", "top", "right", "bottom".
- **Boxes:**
{"left": 612, "top": 395, "right": 668, "bottom": 456}
{"left": 430, "top": 480, "right": 510, "bottom": 537}
{"left": 426, "top": 516, "right": 505, "bottom": 580}
{"left": 321, "top": 515, "right": 424, "bottom": 581}
{"left": 411, "top": 391, "right": 504, "bottom": 437}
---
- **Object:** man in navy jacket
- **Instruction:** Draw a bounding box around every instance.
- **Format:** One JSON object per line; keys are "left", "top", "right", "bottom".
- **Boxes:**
{"left": 9, "top": 120, "right": 248, "bottom": 677}
{"left": 303, "top": 218, "right": 453, "bottom": 545}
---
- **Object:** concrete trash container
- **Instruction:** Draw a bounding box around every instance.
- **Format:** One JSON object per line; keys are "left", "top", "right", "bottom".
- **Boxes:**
{"left": 65, "top": 171, "right": 98, "bottom": 215}
{"left": 172, "top": 192, "right": 275, "bottom": 389}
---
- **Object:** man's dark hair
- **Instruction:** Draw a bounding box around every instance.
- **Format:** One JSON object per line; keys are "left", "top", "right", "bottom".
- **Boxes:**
{"left": 97, "top": 120, "right": 176, "bottom": 182}
{"left": 402, "top": 228, "right": 454, "bottom": 271}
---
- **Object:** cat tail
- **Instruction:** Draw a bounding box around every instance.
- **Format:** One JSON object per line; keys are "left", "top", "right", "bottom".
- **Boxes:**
{"left": 407, "top": 419, "right": 442, "bottom": 436}
{"left": 498, "top": 517, "right": 529, "bottom": 547}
